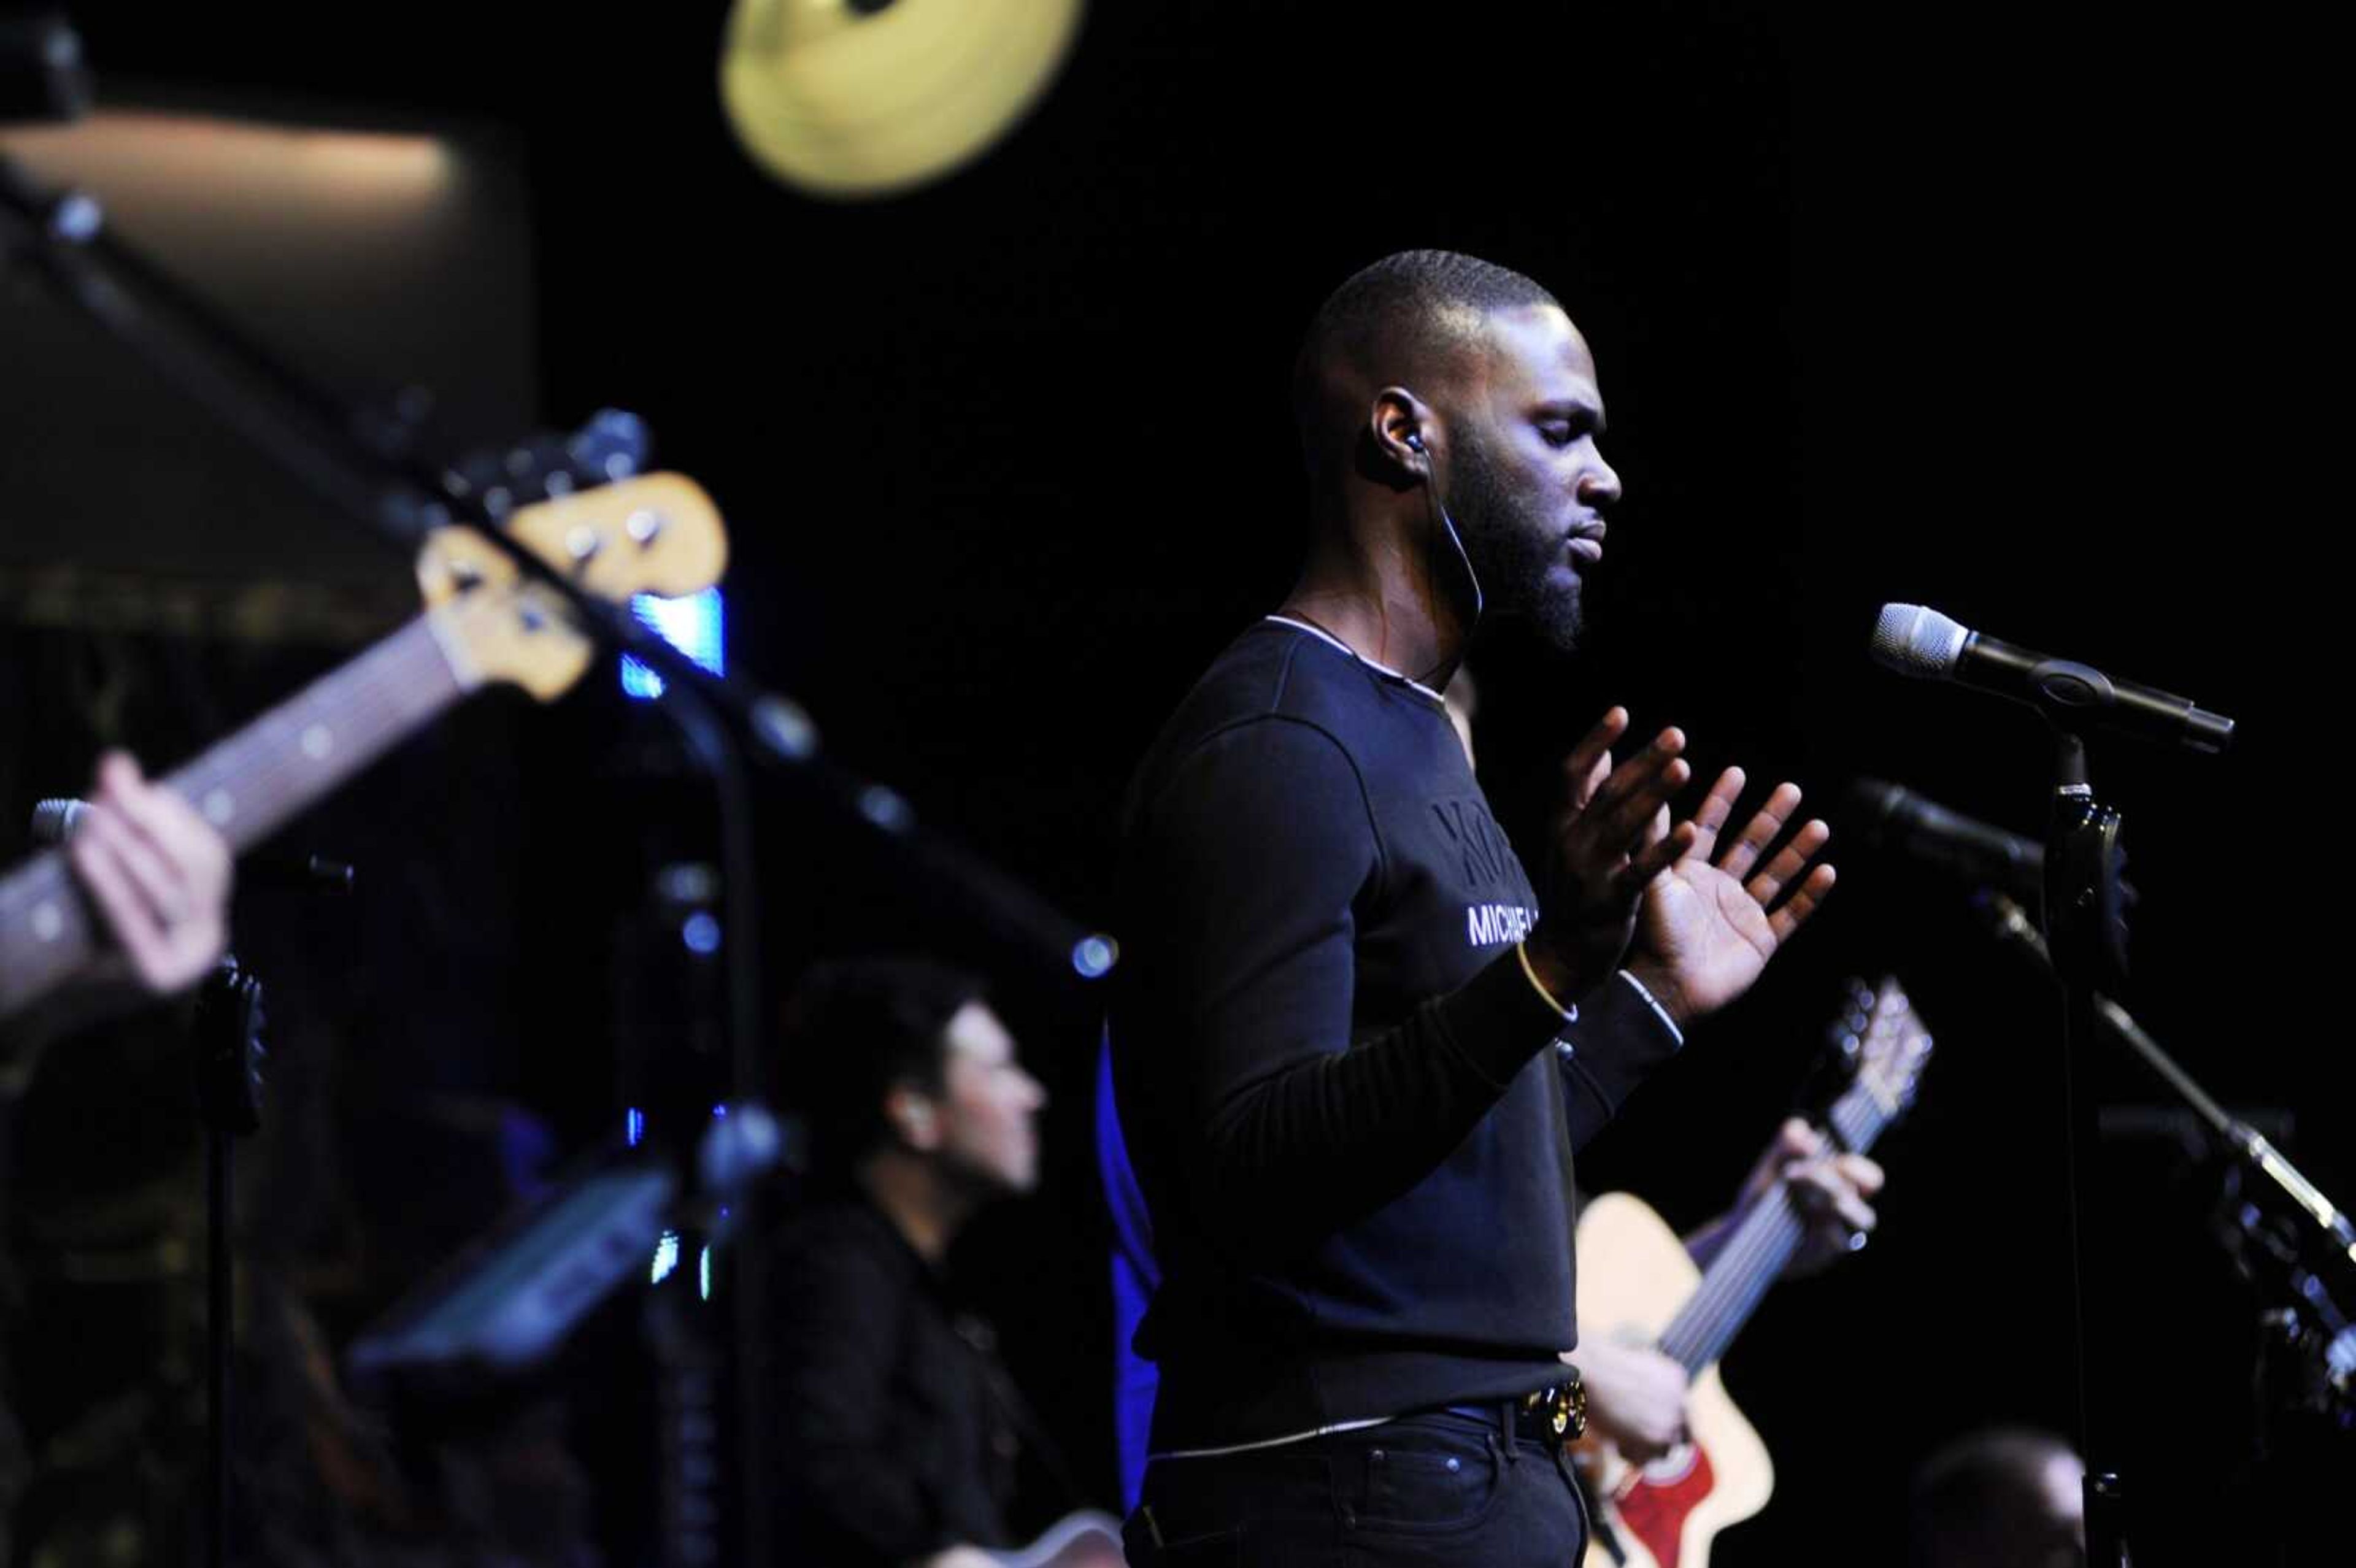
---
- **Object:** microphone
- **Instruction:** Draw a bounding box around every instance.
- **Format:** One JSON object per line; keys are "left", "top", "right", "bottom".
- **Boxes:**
{"left": 1869, "top": 604, "right": 2235, "bottom": 753}
{"left": 28, "top": 797, "right": 90, "bottom": 846}
{"left": 29, "top": 799, "right": 354, "bottom": 894}
{"left": 1847, "top": 778, "right": 2044, "bottom": 904}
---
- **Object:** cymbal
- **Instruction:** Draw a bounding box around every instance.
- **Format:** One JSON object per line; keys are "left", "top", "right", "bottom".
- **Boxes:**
{"left": 720, "top": 0, "right": 1085, "bottom": 200}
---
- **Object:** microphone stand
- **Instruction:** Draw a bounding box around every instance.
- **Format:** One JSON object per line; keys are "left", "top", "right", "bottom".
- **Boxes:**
{"left": 2042, "top": 729, "right": 2133, "bottom": 1566}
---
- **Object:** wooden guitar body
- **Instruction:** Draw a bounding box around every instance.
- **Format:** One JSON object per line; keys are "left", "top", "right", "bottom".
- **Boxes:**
{"left": 1573, "top": 1192, "right": 1773, "bottom": 1568}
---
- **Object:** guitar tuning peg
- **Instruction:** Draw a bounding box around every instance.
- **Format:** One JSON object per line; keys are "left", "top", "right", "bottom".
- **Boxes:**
{"left": 569, "top": 408, "right": 652, "bottom": 482}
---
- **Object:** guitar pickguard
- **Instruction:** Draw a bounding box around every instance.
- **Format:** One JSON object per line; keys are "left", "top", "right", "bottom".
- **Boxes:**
{"left": 1614, "top": 1441, "right": 1719, "bottom": 1568}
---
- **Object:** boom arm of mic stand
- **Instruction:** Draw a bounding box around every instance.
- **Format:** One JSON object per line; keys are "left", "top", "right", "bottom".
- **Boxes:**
{"left": 1977, "top": 892, "right": 2356, "bottom": 1394}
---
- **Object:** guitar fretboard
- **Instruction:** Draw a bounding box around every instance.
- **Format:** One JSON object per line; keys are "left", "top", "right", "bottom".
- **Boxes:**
{"left": 1655, "top": 1067, "right": 1903, "bottom": 1376}
{"left": 0, "top": 614, "right": 462, "bottom": 1018}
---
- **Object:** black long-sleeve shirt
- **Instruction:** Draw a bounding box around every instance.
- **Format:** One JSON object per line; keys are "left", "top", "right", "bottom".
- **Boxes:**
{"left": 764, "top": 1198, "right": 1021, "bottom": 1565}
{"left": 1111, "top": 618, "right": 1682, "bottom": 1450}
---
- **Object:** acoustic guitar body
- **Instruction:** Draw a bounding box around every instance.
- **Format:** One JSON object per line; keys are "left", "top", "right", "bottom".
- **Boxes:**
{"left": 1573, "top": 1192, "right": 1774, "bottom": 1568}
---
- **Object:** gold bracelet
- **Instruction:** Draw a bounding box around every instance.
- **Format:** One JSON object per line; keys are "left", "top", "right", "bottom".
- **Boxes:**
{"left": 1516, "top": 940, "right": 1576, "bottom": 1022}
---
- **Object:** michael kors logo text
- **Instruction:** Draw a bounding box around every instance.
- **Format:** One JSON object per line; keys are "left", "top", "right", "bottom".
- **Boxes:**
{"left": 1466, "top": 902, "right": 1540, "bottom": 947}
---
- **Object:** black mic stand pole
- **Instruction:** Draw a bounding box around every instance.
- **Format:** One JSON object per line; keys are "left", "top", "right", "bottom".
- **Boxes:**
{"left": 190, "top": 955, "right": 265, "bottom": 1568}
{"left": 2044, "top": 729, "right": 2133, "bottom": 1566}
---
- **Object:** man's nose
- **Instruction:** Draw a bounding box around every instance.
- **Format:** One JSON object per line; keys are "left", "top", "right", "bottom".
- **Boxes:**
{"left": 1579, "top": 451, "right": 1623, "bottom": 508}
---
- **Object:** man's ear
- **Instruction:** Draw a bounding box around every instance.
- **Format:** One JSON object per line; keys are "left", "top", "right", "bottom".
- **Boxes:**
{"left": 1370, "top": 386, "right": 1439, "bottom": 488}
{"left": 884, "top": 1085, "right": 940, "bottom": 1151}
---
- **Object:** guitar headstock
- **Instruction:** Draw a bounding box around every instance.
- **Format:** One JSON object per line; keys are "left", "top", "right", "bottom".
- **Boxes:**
{"left": 416, "top": 472, "right": 728, "bottom": 701}
{"left": 1813, "top": 976, "right": 1936, "bottom": 1137}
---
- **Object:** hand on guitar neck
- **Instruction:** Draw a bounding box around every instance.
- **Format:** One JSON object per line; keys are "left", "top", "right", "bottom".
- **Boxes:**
{"left": 63, "top": 751, "right": 233, "bottom": 996}
{"left": 1, "top": 751, "right": 234, "bottom": 1078}
{"left": 1687, "top": 1116, "right": 1884, "bottom": 1279}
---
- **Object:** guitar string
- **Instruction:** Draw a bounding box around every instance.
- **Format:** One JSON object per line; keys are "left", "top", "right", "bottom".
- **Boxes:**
{"left": 1661, "top": 1105, "right": 1842, "bottom": 1370}
{"left": 1673, "top": 1090, "right": 1879, "bottom": 1367}
{"left": 1667, "top": 1102, "right": 1859, "bottom": 1370}
{"left": 1658, "top": 1088, "right": 1882, "bottom": 1372}
{"left": 160, "top": 623, "right": 455, "bottom": 840}
{"left": 1664, "top": 1191, "right": 1803, "bottom": 1372}
{"left": 186, "top": 626, "right": 451, "bottom": 794}
{"left": 41, "top": 628, "right": 433, "bottom": 875}
{"left": 1660, "top": 1184, "right": 1792, "bottom": 1369}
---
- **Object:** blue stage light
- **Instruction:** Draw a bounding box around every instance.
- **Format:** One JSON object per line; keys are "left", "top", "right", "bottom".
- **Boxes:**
{"left": 622, "top": 587, "right": 725, "bottom": 699}
{"left": 1072, "top": 934, "right": 1119, "bottom": 978}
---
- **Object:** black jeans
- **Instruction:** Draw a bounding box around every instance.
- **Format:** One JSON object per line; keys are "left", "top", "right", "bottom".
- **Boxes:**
{"left": 1122, "top": 1410, "right": 1588, "bottom": 1567}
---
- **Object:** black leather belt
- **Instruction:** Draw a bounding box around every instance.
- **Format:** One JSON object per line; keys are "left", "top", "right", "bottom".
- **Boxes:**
{"left": 1442, "top": 1373, "right": 1587, "bottom": 1448}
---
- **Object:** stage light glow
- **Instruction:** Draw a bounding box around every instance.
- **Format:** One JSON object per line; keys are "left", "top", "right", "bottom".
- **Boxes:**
{"left": 650, "top": 1229, "right": 682, "bottom": 1285}
{"left": 0, "top": 111, "right": 453, "bottom": 210}
{"left": 622, "top": 588, "right": 725, "bottom": 698}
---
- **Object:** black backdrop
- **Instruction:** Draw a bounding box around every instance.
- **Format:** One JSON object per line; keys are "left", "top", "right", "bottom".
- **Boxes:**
{"left": 7, "top": 4, "right": 2343, "bottom": 1563}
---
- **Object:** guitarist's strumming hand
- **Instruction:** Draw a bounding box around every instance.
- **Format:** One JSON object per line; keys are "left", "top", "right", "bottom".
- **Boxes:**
{"left": 1521, "top": 708, "right": 1698, "bottom": 1003}
{"left": 1622, "top": 768, "right": 1835, "bottom": 1029}
{"left": 1565, "top": 1338, "right": 1692, "bottom": 1466}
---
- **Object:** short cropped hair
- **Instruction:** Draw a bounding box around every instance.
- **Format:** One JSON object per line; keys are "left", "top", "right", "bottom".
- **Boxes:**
{"left": 779, "top": 956, "right": 988, "bottom": 1180}
{"left": 1907, "top": 1426, "right": 2082, "bottom": 1568}
{"left": 1291, "top": 249, "right": 1558, "bottom": 474}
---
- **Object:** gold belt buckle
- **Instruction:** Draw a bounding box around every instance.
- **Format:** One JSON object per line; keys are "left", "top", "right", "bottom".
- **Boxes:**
{"left": 1521, "top": 1375, "right": 1587, "bottom": 1445}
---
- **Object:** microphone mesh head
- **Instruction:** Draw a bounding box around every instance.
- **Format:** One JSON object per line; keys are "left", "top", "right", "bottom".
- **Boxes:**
{"left": 28, "top": 797, "right": 88, "bottom": 847}
{"left": 1869, "top": 603, "right": 1968, "bottom": 678}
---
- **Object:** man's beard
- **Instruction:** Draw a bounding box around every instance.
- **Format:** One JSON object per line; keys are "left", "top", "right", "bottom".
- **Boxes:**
{"left": 1445, "top": 423, "right": 1586, "bottom": 651}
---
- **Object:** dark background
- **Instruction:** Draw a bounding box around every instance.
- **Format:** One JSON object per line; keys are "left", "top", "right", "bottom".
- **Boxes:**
{"left": 2, "top": 4, "right": 2342, "bottom": 1564}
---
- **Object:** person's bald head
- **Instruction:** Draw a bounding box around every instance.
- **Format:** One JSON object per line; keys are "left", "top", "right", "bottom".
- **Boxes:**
{"left": 1909, "top": 1427, "right": 2085, "bottom": 1568}
{"left": 1292, "top": 249, "right": 1560, "bottom": 483}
